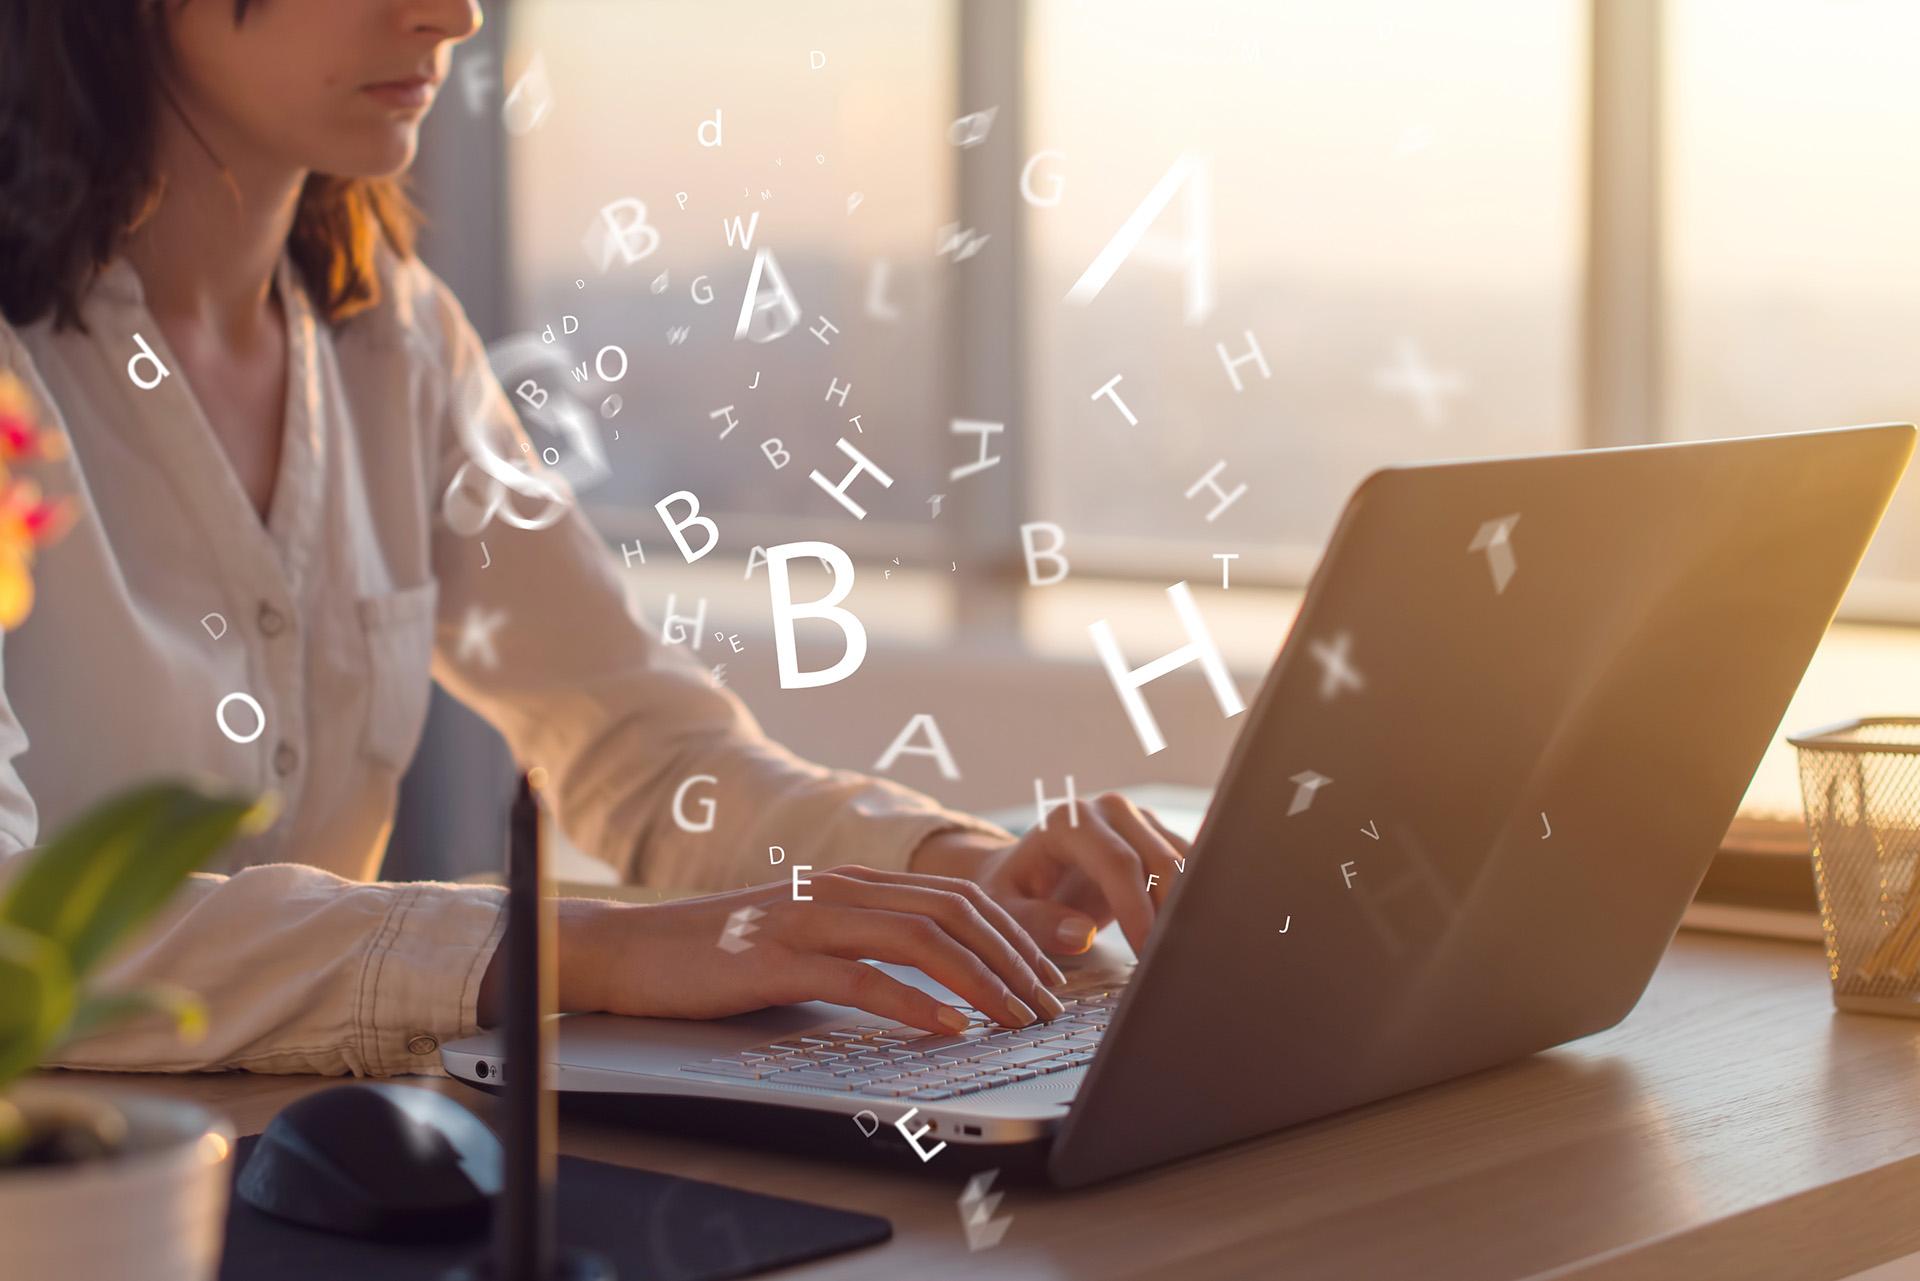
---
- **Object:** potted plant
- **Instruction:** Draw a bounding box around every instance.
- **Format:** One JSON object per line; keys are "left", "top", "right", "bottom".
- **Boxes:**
{"left": 0, "top": 370, "right": 276, "bottom": 1280}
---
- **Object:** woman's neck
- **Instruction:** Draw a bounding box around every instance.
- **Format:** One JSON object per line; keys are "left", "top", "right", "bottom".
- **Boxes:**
{"left": 119, "top": 94, "right": 304, "bottom": 343}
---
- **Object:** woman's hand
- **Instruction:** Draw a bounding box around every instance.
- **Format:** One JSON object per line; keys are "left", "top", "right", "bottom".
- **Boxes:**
{"left": 911, "top": 793, "right": 1194, "bottom": 958}
{"left": 532, "top": 866, "right": 1069, "bottom": 1035}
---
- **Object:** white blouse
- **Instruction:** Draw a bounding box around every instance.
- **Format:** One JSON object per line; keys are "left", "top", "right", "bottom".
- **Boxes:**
{"left": 0, "top": 246, "right": 1002, "bottom": 1076}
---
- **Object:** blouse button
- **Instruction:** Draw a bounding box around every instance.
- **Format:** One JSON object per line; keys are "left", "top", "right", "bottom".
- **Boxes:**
{"left": 407, "top": 1034, "right": 439, "bottom": 1056}
{"left": 273, "top": 742, "right": 299, "bottom": 776}
{"left": 257, "top": 602, "right": 286, "bottom": 637}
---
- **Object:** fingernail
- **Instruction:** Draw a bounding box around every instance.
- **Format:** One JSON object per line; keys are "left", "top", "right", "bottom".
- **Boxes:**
{"left": 1004, "top": 994, "right": 1037, "bottom": 1026}
{"left": 1033, "top": 984, "right": 1067, "bottom": 1019}
{"left": 1041, "top": 958, "right": 1069, "bottom": 988}
{"left": 936, "top": 1005, "right": 971, "bottom": 1033}
{"left": 1056, "top": 917, "right": 1097, "bottom": 952}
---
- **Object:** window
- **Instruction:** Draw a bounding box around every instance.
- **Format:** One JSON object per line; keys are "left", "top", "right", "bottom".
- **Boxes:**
{"left": 1024, "top": 0, "right": 1586, "bottom": 583}
{"left": 478, "top": 1, "right": 1920, "bottom": 826}
{"left": 1667, "top": 0, "right": 1920, "bottom": 618}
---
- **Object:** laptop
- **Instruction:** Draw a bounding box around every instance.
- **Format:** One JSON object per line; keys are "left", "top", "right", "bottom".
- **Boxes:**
{"left": 445, "top": 423, "right": 1915, "bottom": 1188}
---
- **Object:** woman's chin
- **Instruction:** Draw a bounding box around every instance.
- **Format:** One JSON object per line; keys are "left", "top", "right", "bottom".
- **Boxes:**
{"left": 315, "top": 129, "right": 420, "bottom": 181}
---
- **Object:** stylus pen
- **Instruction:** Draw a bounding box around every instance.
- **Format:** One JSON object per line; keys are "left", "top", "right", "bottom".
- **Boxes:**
{"left": 499, "top": 771, "right": 557, "bottom": 1280}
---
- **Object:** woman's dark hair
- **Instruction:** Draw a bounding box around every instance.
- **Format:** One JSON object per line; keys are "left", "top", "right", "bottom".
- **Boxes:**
{"left": 0, "top": 0, "right": 418, "bottom": 331}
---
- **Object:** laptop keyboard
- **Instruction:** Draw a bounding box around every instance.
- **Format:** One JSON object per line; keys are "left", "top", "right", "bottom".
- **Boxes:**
{"left": 679, "top": 985, "right": 1122, "bottom": 1102}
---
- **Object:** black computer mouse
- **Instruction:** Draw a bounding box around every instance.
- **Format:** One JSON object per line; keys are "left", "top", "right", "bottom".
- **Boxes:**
{"left": 236, "top": 1083, "right": 502, "bottom": 1242}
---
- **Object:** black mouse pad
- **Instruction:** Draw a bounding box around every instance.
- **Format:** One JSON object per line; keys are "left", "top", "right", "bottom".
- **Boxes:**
{"left": 219, "top": 1136, "right": 891, "bottom": 1281}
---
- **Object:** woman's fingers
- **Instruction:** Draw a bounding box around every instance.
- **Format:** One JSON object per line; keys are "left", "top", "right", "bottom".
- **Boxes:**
{"left": 1001, "top": 895, "right": 1101, "bottom": 957}
{"left": 1097, "top": 795, "right": 1187, "bottom": 910}
{"left": 837, "top": 865, "right": 1069, "bottom": 990}
{"left": 798, "top": 877, "right": 1062, "bottom": 1024}
{"left": 1043, "top": 803, "right": 1158, "bottom": 955}
{"left": 768, "top": 954, "right": 975, "bottom": 1035}
{"left": 1140, "top": 807, "right": 1194, "bottom": 860}
{"left": 786, "top": 903, "right": 1036, "bottom": 1028}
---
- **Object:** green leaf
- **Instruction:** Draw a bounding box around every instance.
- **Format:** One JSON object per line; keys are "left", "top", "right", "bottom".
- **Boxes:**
{"left": 0, "top": 920, "right": 74, "bottom": 1089}
{"left": 60, "top": 984, "right": 205, "bottom": 1048}
{"left": 0, "top": 780, "right": 274, "bottom": 981}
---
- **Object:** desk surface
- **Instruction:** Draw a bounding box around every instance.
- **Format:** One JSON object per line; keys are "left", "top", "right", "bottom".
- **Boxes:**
{"left": 44, "top": 931, "right": 1920, "bottom": 1281}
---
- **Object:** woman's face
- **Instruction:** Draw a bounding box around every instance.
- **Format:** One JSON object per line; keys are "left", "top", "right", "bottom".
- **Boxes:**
{"left": 165, "top": 0, "right": 482, "bottom": 178}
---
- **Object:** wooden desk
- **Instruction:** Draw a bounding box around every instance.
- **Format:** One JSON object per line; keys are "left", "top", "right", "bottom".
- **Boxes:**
{"left": 44, "top": 932, "right": 1920, "bottom": 1280}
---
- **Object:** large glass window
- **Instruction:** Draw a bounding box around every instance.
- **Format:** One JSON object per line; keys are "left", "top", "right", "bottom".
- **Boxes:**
{"left": 1667, "top": 0, "right": 1920, "bottom": 616}
{"left": 1024, "top": 0, "right": 1586, "bottom": 582}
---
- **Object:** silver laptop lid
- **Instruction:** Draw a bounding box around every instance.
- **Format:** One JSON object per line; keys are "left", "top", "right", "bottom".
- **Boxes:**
{"left": 1050, "top": 424, "right": 1914, "bottom": 1186}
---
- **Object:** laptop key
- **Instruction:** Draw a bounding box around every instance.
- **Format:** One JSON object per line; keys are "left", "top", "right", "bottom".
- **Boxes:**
{"left": 980, "top": 1046, "right": 1063, "bottom": 1066}
{"left": 769, "top": 1070, "right": 853, "bottom": 1089}
{"left": 680, "top": 1061, "right": 774, "bottom": 1080}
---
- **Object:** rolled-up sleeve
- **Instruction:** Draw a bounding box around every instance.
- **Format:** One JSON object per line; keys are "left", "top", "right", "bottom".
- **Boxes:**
{"left": 45, "top": 869, "right": 505, "bottom": 1076}
{"left": 0, "top": 602, "right": 507, "bottom": 1076}
{"left": 414, "top": 267, "right": 1010, "bottom": 893}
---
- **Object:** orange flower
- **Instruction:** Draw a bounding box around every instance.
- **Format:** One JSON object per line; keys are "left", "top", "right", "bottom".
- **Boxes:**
{"left": 0, "top": 541, "right": 32, "bottom": 630}
{"left": 0, "top": 371, "right": 73, "bottom": 631}
{"left": 0, "top": 372, "right": 63, "bottom": 464}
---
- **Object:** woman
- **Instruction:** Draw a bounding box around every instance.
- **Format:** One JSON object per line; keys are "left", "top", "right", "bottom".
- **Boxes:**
{"left": 0, "top": 0, "right": 1191, "bottom": 1076}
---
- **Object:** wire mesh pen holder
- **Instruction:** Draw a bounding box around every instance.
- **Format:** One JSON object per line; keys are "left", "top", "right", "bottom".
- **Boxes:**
{"left": 1789, "top": 717, "right": 1920, "bottom": 1016}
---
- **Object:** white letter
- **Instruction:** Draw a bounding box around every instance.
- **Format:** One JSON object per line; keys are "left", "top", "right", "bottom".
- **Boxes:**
{"left": 948, "top": 106, "right": 998, "bottom": 149}
{"left": 656, "top": 490, "right": 719, "bottom": 563}
{"left": 1184, "top": 460, "right": 1247, "bottom": 523}
{"left": 1020, "top": 150, "right": 1067, "bottom": 207}
{"left": 671, "top": 774, "right": 718, "bottom": 832}
{"left": 734, "top": 248, "right": 802, "bottom": 342}
{"left": 595, "top": 344, "right": 628, "bottom": 383}
{"left": 810, "top": 50, "right": 826, "bottom": 70}
{"left": 766, "top": 540, "right": 867, "bottom": 690}
{"left": 698, "top": 108, "right": 723, "bottom": 147}
{"left": 691, "top": 274, "right": 715, "bottom": 305}
{"left": 1087, "top": 581, "right": 1245, "bottom": 756}
{"left": 1090, "top": 374, "right": 1139, "bottom": 426}
{"left": 745, "top": 544, "right": 768, "bottom": 579}
{"left": 501, "top": 53, "right": 553, "bottom": 136}
{"left": 769, "top": 844, "right": 786, "bottom": 865}
{"left": 722, "top": 211, "right": 760, "bottom": 250}
{"left": 660, "top": 593, "right": 707, "bottom": 648}
{"left": 1020, "top": 521, "right": 1070, "bottom": 587}
{"left": 584, "top": 198, "right": 660, "bottom": 271}
{"left": 459, "top": 51, "right": 495, "bottom": 113}
{"left": 1065, "top": 154, "right": 1214, "bottom": 325}
{"left": 824, "top": 377, "right": 852, "bottom": 407}
{"left": 1216, "top": 329, "right": 1271, "bottom": 393}
{"left": 1035, "top": 775, "right": 1080, "bottom": 830}
{"left": 948, "top": 419, "right": 1004, "bottom": 482}
{"left": 792, "top": 864, "right": 814, "bottom": 901}
{"left": 127, "top": 332, "right": 171, "bottom": 390}
{"left": 873, "top": 713, "right": 961, "bottom": 781}
{"left": 808, "top": 438, "right": 895, "bottom": 520}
